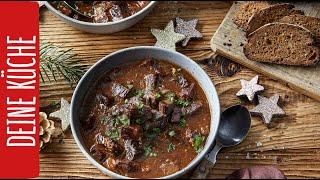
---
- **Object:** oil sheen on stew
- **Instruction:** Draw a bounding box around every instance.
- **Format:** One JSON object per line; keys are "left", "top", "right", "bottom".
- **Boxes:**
{"left": 50, "top": 1, "right": 150, "bottom": 23}
{"left": 80, "top": 59, "right": 211, "bottom": 178}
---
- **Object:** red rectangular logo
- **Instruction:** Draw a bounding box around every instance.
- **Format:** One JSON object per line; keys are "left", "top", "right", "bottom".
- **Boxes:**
{"left": 0, "top": 2, "right": 39, "bottom": 178}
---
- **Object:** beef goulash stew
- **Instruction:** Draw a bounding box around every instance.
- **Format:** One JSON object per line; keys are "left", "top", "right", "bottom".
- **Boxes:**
{"left": 50, "top": 1, "right": 150, "bottom": 23}
{"left": 80, "top": 59, "right": 211, "bottom": 178}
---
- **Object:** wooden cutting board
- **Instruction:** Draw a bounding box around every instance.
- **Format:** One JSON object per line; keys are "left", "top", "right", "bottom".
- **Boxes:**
{"left": 211, "top": 2, "right": 320, "bottom": 102}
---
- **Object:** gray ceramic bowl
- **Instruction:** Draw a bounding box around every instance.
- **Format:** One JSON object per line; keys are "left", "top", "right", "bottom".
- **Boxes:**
{"left": 71, "top": 46, "right": 220, "bottom": 179}
{"left": 44, "top": 2, "right": 157, "bottom": 34}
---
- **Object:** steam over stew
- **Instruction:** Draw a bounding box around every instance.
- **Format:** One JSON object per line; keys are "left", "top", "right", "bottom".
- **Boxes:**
{"left": 80, "top": 59, "right": 211, "bottom": 178}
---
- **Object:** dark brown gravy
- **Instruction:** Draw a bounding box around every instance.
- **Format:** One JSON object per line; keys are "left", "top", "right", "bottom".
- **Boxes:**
{"left": 80, "top": 59, "right": 211, "bottom": 178}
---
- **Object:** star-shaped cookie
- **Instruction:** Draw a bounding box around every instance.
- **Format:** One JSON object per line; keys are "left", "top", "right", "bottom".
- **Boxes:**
{"left": 250, "top": 95, "right": 286, "bottom": 124}
{"left": 236, "top": 75, "right": 264, "bottom": 102}
{"left": 151, "top": 20, "right": 186, "bottom": 51}
{"left": 49, "top": 98, "right": 71, "bottom": 132}
{"left": 175, "top": 17, "right": 203, "bottom": 46}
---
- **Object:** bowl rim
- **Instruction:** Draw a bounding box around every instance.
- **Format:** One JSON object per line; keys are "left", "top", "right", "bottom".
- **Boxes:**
{"left": 44, "top": 1, "right": 157, "bottom": 26}
{"left": 70, "top": 46, "right": 220, "bottom": 179}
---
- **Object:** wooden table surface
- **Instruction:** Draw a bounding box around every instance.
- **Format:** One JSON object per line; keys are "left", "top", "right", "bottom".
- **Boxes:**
{"left": 39, "top": 1, "right": 320, "bottom": 179}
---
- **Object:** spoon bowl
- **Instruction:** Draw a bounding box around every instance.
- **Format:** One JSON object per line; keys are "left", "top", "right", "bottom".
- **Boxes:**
{"left": 191, "top": 105, "right": 251, "bottom": 179}
{"left": 217, "top": 105, "right": 251, "bottom": 147}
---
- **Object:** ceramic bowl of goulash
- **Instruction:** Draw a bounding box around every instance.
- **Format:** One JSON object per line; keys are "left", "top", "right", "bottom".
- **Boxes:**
{"left": 70, "top": 46, "right": 220, "bottom": 178}
{"left": 44, "top": 1, "right": 157, "bottom": 34}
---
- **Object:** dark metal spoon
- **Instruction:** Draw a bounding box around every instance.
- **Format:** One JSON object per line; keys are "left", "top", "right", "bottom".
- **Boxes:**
{"left": 63, "top": 1, "right": 93, "bottom": 19}
{"left": 191, "top": 105, "right": 251, "bottom": 179}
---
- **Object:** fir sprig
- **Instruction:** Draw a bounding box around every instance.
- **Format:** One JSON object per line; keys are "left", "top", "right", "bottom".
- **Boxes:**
{"left": 40, "top": 42, "right": 87, "bottom": 86}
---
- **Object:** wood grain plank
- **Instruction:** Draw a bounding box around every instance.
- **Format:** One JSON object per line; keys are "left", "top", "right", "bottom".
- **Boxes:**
{"left": 211, "top": 2, "right": 320, "bottom": 102}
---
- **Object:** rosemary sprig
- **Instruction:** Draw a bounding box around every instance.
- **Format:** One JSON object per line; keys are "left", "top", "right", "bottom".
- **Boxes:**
{"left": 40, "top": 42, "right": 87, "bottom": 86}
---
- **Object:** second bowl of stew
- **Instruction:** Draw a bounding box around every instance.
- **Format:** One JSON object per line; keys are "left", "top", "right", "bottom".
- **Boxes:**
{"left": 44, "top": 1, "right": 157, "bottom": 34}
{"left": 71, "top": 46, "right": 220, "bottom": 178}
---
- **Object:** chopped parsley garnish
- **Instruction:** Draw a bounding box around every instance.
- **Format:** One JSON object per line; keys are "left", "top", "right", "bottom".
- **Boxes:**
{"left": 112, "top": 119, "right": 119, "bottom": 127}
{"left": 153, "top": 128, "right": 161, "bottom": 134}
{"left": 168, "top": 130, "right": 175, "bottom": 137}
{"left": 144, "top": 145, "right": 158, "bottom": 157}
{"left": 176, "top": 98, "right": 191, "bottom": 107}
{"left": 180, "top": 119, "right": 187, "bottom": 128}
{"left": 120, "top": 118, "right": 130, "bottom": 126}
{"left": 106, "top": 128, "right": 121, "bottom": 141}
{"left": 167, "top": 93, "right": 175, "bottom": 102}
{"left": 155, "top": 93, "right": 162, "bottom": 99}
{"left": 194, "top": 135, "right": 205, "bottom": 153}
{"left": 134, "top": 90, "right": 145, "bottom": 97}
{"left": 127, "top": 84, "right": 134, "bottom": 89}
{"left": 167, "top": 143, "right": 175, "bottom": 152}
{"left": 136, "top": 102, "right": 144, "bottom": 109}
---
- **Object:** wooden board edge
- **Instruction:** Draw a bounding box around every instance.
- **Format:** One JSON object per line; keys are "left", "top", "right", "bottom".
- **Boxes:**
{"left": 215, "top": 47, "right": 320, "bottom": 102}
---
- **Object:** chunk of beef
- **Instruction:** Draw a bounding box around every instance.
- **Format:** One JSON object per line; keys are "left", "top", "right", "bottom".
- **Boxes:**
{"left": 104, "top": 157, "right": 140, "bottom": 173}
{"left": 96, "top": 93, "right": 110, "bottom": 106}
{"left": 143, "top": 120, "right": 167, "bottom": 132}
{"left": 144, "top": 74, "right": 157, "bottom": 91}
{"left": 121, "top": 124, "right": 143, "bottom": 142}
{"left": 81, "top": 112, "right": 96, "bottom": 131}
{"left": 151, "top": 109, "right": 167, "bottom": 122}
{"left": 170, "top": 107, "right": 182, "bottom": 123}
{"left": 181, "top": 101, "right": 203, "bottom": 117}
{"left": 178, "top": 83, "right": 195, "bottom": 99}
{"left": 93, "top": 3, "right": 108, "bottom": 23}
{"left": 109, "top": 4, "right": 124, "bottom": 21}
{"left": 171, "top": 76, "right": 189, "bottom": 88}
{"left": 95, "top": 133, "right": 123, "bottom": 156}
{"left": 124, "top": 139, "right": 143, "bottom": 161}
{"left": 143, "top": 91, "right": 159, "bottom": 109}
{"left": 90, "top": 144, "right": 109, "bottom": 163}
{"left": 127, "top": 95, "right": 141, "bottom": 105}
{"left": 111, "top": 82, "right": 129, "bottom": 98}
{"left": 159, "top": 100, "right": 175, "bottom": 116}
{"left": 131, "top": 105, "right": 153, "bottom": 121}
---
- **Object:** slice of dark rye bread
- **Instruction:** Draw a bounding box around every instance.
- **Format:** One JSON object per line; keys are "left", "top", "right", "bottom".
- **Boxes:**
{"left": 244, "top": 23, "right": 320, "bottom": 66}
{"left": 278, "top": 14, "right": 320, "bottom": 43}
{"left": 233, "top": 1, "right": 271, "bottom": 29}
{"left": 245, "top": 3, "right": 304, "bottom": 34}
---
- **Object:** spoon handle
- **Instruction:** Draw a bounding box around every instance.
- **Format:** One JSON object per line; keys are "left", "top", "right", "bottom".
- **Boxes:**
{"left": 190, "top": 144, "right": 222, "bottom": 179}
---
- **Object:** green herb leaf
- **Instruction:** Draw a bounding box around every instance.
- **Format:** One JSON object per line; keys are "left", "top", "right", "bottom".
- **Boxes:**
{"left": 144, "top": 145, "right": 158, "bottom": 157}
{"left": 153, "top": 128, "right": 161, "bottom": 134}
{"left": 155, "top": 93, "right": 161, "bottom": 99}
{"left": 167, "top": 93, "right": 175, "bottom": 102}
{"left": 194, "top": 135, "right": 205, "bottom": 152}
{"left": 180, "top": 119, "right": 187, "bottom": 128}
{"left": 168, "top": 130, "right": 175, "bottom": 137}
{"left": 127, "top": 84, "right": 134, "bottom": 89}
{"left": 136, "top": 102, "right": 144, "bottom": 109}
{"left": 167, "top": 143, "right": 175, "bottom": 152}
{"left": 120, "top": 118, "right": 130, "bottom": 126}
{"left": 124, "top": 99, "right": 129, "bottom": 104}
{"left": 134, "top": 90, "right": 144, "bottom": 97}
{"left": 183, "top": 99, "right": 191, "bottom": 107}
{"left": 106, "top": 128, "right": 121, "bottom": 141}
